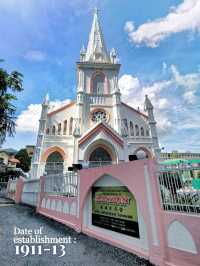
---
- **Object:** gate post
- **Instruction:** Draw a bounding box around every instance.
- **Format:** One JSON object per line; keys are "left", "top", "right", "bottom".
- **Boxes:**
{"left": 146, "top": 160, "right": 168, "bottom": 266}
{"left": 15, "top": 177, "right": 24, "bottom": 204}
{"left": 36, "top": 176, "right": 45, "bottom": 212}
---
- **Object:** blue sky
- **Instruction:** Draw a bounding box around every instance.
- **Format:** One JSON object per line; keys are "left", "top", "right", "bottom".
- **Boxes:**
{"left": 1, "top": 0, "right": 200, "bottom": 152}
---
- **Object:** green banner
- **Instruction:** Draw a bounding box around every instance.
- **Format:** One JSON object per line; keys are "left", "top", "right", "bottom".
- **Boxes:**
{"left": 92, "top": 186, "right": 139, "bottom": 238}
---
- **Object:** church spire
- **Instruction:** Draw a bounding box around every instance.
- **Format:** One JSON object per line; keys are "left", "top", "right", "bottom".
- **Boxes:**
{"left": 85, "top": 8, "right": 110, "bottom": 63}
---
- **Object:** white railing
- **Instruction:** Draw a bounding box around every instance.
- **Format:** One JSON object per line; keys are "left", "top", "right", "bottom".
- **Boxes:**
{"left": 21, "top": 179, "right": 40, "bottom": 207}
{"left": 44, "top": 162, "right": 64, "bottom": 174}
{"left": 8, "top": 179, "right": 17, "bottom": 193}
{"left": 87, "top": 94, "right": 112, "bottom": 105}
{"left": 158, "top": 165, "right": 200, "bottom": 214}
{"left": 44, "top": 172, "right": 79, "bottom": 197}
{"left": 87, "top": 161, "right": 114, "bottom": 168}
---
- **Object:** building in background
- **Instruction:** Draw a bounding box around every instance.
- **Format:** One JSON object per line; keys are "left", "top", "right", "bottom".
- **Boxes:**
{"left": 160, "top": 151, "right": 200, "bottom": 161}
{"left": 30, "top": 10, "right": 160, "bottom": 179}
{"left": 0, "top": 148, "right": 19, "bottom": 169}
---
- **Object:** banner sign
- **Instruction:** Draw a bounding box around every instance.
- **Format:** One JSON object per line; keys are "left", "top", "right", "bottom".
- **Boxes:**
{"left": 92, "top": 186, "right": 140, "bottom": 238}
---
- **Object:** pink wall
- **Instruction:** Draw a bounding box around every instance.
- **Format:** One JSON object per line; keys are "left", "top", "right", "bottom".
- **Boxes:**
{"left": 79, "top": 159, "right": 165, "bottom": 265}
{"left": 78, "top": 159, "right": 200, "bottom": 266}
{"left": 162, "top": 212, "right": 200, "bottom": 266}
{"left": 11, "top": 160, "right": 200, "bottom": 266}
{"left": 37, "top": 176, "right": 81, "bottom": 232}
{"left": 15, "top": 178, "right": 24, "bottom": 204}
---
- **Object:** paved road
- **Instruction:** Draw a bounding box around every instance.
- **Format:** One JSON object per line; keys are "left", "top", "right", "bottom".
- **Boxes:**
{"left": 0, "top": 203, "right": 153, "bottom": 266}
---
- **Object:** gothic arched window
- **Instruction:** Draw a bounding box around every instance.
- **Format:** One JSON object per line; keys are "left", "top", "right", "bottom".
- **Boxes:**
{"left": 63, "top": 120, "right": 67, "bottom": 135}
{"left": 130, "top": 121, "right": 134, "bottom": 136}
{"left": 45, "top": 151, "right": 64, "bottom": 175}
{"left": 69, "top": 117, "right": 73, "bottom": 135}
{"left": 92, "top": 73, "right": 105, "bottom": 94}
{"left": 146, "top": 129, "right": 150, "bottom": 137}
{"left": 52, "top": 125, "right": 56, "bottom": 135}
{"left": 122, "top": 118, "right": 127, "bottom": 130}
{"left": 135, "top": 125, "right": 139, "bottom": 136}
{"left": 46, "top": 128, "right": 50, "bottom": 135}
{"left": 141, "top": 126, "right": 144, "bottom": 136}
{"left": 58, "top": 123, "right": 61, "bottom": 135}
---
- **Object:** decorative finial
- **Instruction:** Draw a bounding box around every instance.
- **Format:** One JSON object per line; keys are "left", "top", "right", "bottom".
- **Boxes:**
{"left": 93, "top": 7, "right": 100, "bottom": 16}
{"left": 110, "top": 48, "right": 117, "bottom": 63}
{"left": 43, "top": 93, "right": 49, "bottom": 105}
{"left": 144, "top": 94, "right": 153, "bottom": 111}
{"left": 80, "top": 45, "right": 86, "bottom": 62}
{"left": 80, "top": 45, "right": 86, "bottom": 54}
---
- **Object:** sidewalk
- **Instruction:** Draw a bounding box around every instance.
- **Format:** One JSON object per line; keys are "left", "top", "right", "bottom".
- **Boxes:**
{"left": 0, "top": 196, "right": 15, "bottom": 206}
{"left": 0, "top": 204, "right": 153, "bottom": 266}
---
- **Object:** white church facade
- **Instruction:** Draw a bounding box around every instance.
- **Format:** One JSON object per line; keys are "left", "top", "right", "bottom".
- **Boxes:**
{"left": 30, "top": 10, "right": 160, "bottom": 179}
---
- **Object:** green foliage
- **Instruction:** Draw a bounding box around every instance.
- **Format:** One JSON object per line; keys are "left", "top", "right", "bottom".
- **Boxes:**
{"left": 0, "top": 169, "right": 22, "bottom": 181}
{"left": 0, "top": 61, "right": 23, "bottom": 144}
{"left": 197, "top": 171, "right": 200, "bottom": 179}
{"left": 15, "top": 149, "right": 31, "bottom": 172}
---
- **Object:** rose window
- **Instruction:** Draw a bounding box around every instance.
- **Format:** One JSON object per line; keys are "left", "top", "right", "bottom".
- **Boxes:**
{"left": 91, "top": 110, "right": 108, "bottom": 123}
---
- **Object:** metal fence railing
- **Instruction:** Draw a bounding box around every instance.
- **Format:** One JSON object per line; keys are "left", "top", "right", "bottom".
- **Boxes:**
{"left": 44, "top": 172, "right": 79, "bottom": 197}
{"left": 87, "top": 161, "right": 114, "bottom": 168}
{"left": 44, "top": 162, "right": 64, "bottom": 174}
{"left": 158, "top": 165, "right": 200, "bottom": 214}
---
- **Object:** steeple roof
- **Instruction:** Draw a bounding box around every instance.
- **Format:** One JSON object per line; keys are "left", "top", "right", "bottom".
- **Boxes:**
{"left": 85, "top": 8, "right": 110, "bottom": 63}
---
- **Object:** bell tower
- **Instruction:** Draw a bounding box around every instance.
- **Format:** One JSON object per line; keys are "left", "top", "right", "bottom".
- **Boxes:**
{"left": 75, "top": 8, "right": 122, "bottom": 135}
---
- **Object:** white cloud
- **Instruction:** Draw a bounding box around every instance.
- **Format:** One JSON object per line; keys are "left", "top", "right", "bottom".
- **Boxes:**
{"left": 171, "top": 64, "right": 200, "bottom": 104}
{"left": 119, "top": 64, "right": 200, "bottom": 137}
{"left": 24, "top": 50, "right": 47, "bottom": 62}
{"left": 118, "top": 74, "right": 140, "bottom": 97}
{"left": 157, "top": 98, "right": 170, "bottom": 110}
{"left": 125, "top": 0, "right": 200, "bottom": 47}
{"left": 16, "top": 99, "right": 71, "bottom": 133}
{"left": 16, "top": 104, "right": 41, "bottom": 133}
{"left": 124, "top": 21, "right": 135, "bottom": 32}
{"left": 119, "top": 74, "right": 173, "bottom": 136}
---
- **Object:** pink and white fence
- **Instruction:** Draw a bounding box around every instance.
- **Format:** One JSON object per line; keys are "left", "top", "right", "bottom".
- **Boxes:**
{"left": 7, "top": 159, "right": 200, "bottom": 266}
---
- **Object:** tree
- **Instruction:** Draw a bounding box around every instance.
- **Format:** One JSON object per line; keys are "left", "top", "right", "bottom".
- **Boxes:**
{"left": 197, "top": 171, "right": 200, "bottom": 179}
{"left": 15, "top": 149, "right": 31, "bottom": 172}
{"left": 0, "top": 60, "right": 23, "bottom": 144}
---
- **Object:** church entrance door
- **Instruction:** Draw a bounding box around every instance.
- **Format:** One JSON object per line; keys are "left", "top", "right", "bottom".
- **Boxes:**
{"left": 45, "top": 151, "right": 64, "bottom": 175}
{"left": 88, "top": 147, "right": 112, "bottom": 167}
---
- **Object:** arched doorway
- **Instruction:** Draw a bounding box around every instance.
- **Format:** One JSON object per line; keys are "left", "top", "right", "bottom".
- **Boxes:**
{"left": 45, "top": 151, "right": 64, "bottom": 175}
{"left": 133, "top": 147, "right": 152, "bottom": 160}
{"left": 88, "top": 146, "right": 113, "bottom": 167}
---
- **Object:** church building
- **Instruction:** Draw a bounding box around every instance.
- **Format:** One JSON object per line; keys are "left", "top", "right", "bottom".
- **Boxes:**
{"left": 30, "top": 10, "right": 160, "bottom": 179}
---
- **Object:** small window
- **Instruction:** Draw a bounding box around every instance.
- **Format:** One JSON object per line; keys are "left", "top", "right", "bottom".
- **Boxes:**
{"left": 93, "top": 73, "right": 105, "bottom": 94}
{"left": 130, "top": 121, "right": 134, "bottom": 136}
{"left": 69, "top": 117, "right": 73, "bottom": 135}
{"left": 146, "top": 129, "right": 150, "bottom": 136}
{"left": 135, "top": 125, "right": 139, "bottom": 136}
{"left": 141, "top": 127, "right": 144, "bottom": 136}
{"left": 52, "top": 125, "right": 56, "bottom": 135}
{"left": 46, "top": 128, "right": 50, "bottom": 135}
{"left": 58, "top": 123, "right": 62, "bottom": 135}
{"left": 63, "top": 120, "right": 67, "bottom": 135}
{"left": 123, "top": 119, "right": 128, "bottom": 131}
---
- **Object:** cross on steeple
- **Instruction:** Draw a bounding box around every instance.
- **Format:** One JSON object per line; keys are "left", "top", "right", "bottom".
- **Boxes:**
{"left": 93, "top": 7, "right": 100, "bottom": 16}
